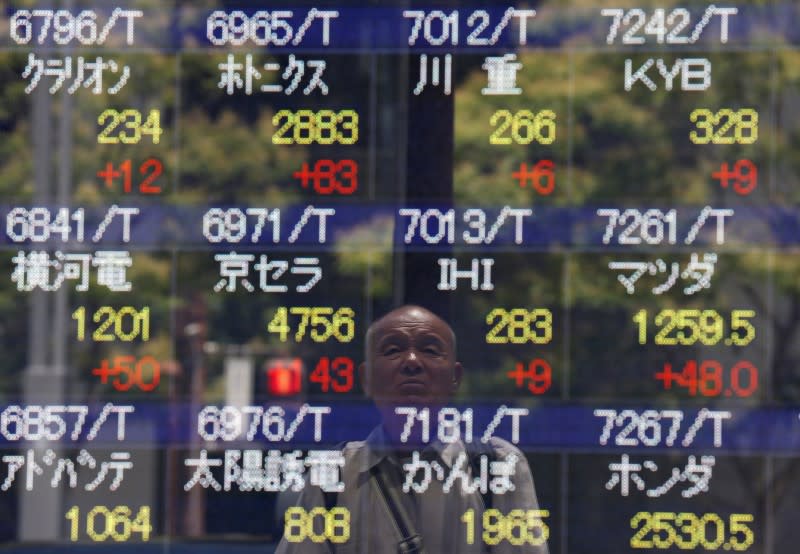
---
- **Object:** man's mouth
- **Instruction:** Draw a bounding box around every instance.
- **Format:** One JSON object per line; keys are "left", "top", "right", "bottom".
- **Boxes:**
{"left": 398, "top": 379, "right": 427, "bottom": 391}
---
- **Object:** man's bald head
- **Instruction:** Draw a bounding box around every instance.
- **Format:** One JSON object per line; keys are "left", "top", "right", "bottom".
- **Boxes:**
{"left": 360, "top": 305, "right": 462, "bottom": 408}
{"left": 365, "top": 305, "right": 456, "bottom": 363}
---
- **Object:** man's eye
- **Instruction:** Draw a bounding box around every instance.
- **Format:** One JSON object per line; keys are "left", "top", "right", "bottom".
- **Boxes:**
{"left": 423, "top": 347, "right": 442, "bottom": 355}
{"left": 382, "top": 346, "right": 401, "bottom": 355}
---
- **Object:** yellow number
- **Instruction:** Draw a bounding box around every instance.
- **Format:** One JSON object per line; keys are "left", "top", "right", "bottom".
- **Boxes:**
{"left": 690, "top": 108, "right": 759, "bottom": 144}
{"left": 506, "top": 509, "right": 528, "bottom": 546}
{"left": 714, "top": 108, "right": 736, "bottom": 144}
{"left": 690, "top": 108, "right": 716, "bottom": 144}
{"left": 464, "top": 508, "right": 549, "bottom": 547}
{"left": 729, "top": 513, "right": 755, "bottom": 551}
{"left": 486, "top": 308, "right": 553, "bottom": 344}
{"left": 461, "top": 509, "right": 475, "bottom": 545}
{"left": 268, "top": 307, "right": 354, "bottom": 343}
{"left": 507, "top": 308, "right": 530, "bottom": 343}
{"left": 306, "top": 507, "right": 328, "bottom": 543}
{"left": 675, "top": 309, "right": 700, "bottom": 345}
{"left": 65, "top": 506, "right": 80, "bottom": 541}
{"left": 97, "top": 109, "right": 122, "bottom": 144}
{"left": 72, "top": 306, "right": 86, "bottom": 340}
{"left": 289, "top": 306, "right": 312, "bottom": 341}
{"left": 526, "top": 509, "right": 550, "bottom": 545}
{"left": 271, "top": 110, "right": 359, "bottom": 145}
{"left": 284, "top": 507, "right": 306, "bottom": 542}
{"left": 284, "top": 507, "right": 350, "bottom": 543}
{"left": 698, "top": 310, "right": 724, "bottom": 345}
{"left": 489, "top": 110, "right": 513, "bottom": 144}
{"left": 87, "top": 506, "right": 112, "bottom": 541}
{"left": 141, "top": 110, "right": 163, "bottom": 144}
{"left": 294, "top": 109, "right": 315, "bottom": 144}
{"left": 632, "top": 512, "right": 755, "bottom": 550}
{"left": 535, "top": 110, "right": 556, "bottom": 144}
{"left": 482, "top": 509, "right": 503, "bottom": 545}
{"left": 268, "top": 307, "right": 290, "bottom": 342}
{"left": 326, "top": 507, "right": 350, "bottom": 544}
{"left": 317, "top": 109, "right": 336, "bottom": 144}
{"left": 332, "top": 307, "right": 355, "bottom": 342}
{"left": 638, "top": 309, "right": 754, "bottom": 346}
{"left": 65, "top": 506, "right": 150, "bottom": 542}
{"left": 130, "top": 506, "right": 152, "bottom": 541}
{"left": 512, "top": 110, "right": 535, "bottom": 144}
{"left": 630, "top": 512, "right": 654, "bottom": 548}
{"left": 93, "top": 306, "right": 116, "bottom": 341}
{"left": 119, "top": 109, "right": 142, "bottom": 144}
{"left": 700, "top": 513, "right": 725, "bottom": 549}
{"left": 736, "top": 109, "right": 758, "bottom": 143}
{"left": 650, "top": 512, "right": 676, "bottom": 548}
{"left": 272, "top": 110, "right": 294, "bottom": 144}
{"left": 98, "top": 109, "right": 161, "bottom": 145}
{"left": 338, "top": 110, "right": 359, "bottom": 144}
{"left": 309, "top": 307, "right": 334, "bottom": 341}
{"left": 110, "top": 506, "right": 132, "bottom": 541}
{"left": 730, "top": 309, "right": 755, "bottom": 346}
{"left": 490, "top": 109, "right": 556, "bottom": 145}
{"left": 674, "top": 512, "right": 700, "bottom": 549}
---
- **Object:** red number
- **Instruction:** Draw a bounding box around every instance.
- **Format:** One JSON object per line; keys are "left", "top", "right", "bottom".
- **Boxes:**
{"left": 656, "top": 360, "right": 758, "bottom": 397}
{"left": 135, "top": 355, "right": 161, "bottom": 391}
{"left": 112, "top": 355, "right": 136, "bottom": 391}
{"left": 699, "top": 360, "right": 723, "bottom": 396}
{"left": 512, "top": 160, "right": 554, "bottom": 195}
{"left": 335, "top": 160, "right": 357, "bottom": 194}
{"left": 507, "top": 359, "right": 551, "bottom": 394}
{"left": 93, "top": 356, "right": 161, "bottom": 392}
{"left": 310, "top": 356, "right": 354, "bottom": 393}
{"left": 730, "top": 360, "right": 758, "bottom": 396}
{"left": 330, "top": 356, "right": 354, "bottom": 392}
{"left": 96, "top": 158, "right": 163, "bottom": 194}
{"left": 293, "top": 160, "right": 358, "bottom": 195}
{"left": 309, "top": 357, "right": 331, "bottom": 391}
{"left": 139, "top": 158, "right": 163, "bottom": 194}
{"left": 678, "top": 360, "right": 699, "bottom": 396}
{"left": 315, "top": 159, "right": 337, "bottom": 194}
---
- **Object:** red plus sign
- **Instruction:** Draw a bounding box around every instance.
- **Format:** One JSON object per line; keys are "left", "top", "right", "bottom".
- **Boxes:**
{"left": 96, "top": 162, "right": 120, "bottom": 189}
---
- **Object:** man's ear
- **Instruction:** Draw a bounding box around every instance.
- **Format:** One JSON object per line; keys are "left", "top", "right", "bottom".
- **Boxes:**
{"left": 358, "top": 362, "right": 370, "bottom": 395}
{"left": 452, "top": 362, "right": 463, "bottom": 392}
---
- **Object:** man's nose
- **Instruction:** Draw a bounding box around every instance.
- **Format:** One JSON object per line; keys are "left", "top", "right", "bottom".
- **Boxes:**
{"left": 401, "top": 350, "right": 423, "bottom": 373}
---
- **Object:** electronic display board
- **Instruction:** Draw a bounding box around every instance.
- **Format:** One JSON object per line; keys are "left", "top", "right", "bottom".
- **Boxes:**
{"left": 0, "top": 0, "right": 799, "bottom": 552}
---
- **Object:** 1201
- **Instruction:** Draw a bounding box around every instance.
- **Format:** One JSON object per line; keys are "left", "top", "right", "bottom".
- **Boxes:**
{"left": 72, "top": 306, "right": 150, "bottom": 342}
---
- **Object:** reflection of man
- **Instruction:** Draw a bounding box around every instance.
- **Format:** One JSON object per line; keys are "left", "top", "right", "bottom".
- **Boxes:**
{"left": 277, "top": 305, "right": 549, "bottom": 553}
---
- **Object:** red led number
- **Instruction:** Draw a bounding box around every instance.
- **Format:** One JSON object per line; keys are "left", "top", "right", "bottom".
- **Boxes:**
{"left": 655, "top": 359, "right": 758, "bottom": 397}
{"left": 512, "top": 160, "right": 554, "bottom": 195}
{"left": 92, "top": 355, "right": 161, "bottom": 392}
{"left": 97, "top": 158, "right": 163, "bottom": 194}
{"left": 712, "top": 159, "right": 757, "bottom": 196}
{"left": 310, "top": 356, "right": 354, "bottom": 393}
{"left": 293, "top": 160, "right": 357, "bottom": 195}
{"left": 507, "top": 359, "right": 552, "bottom": 394}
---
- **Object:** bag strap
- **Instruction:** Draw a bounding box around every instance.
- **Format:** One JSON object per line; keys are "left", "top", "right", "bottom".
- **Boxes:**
{"left": 370, "top": 463, "right": 426, "bottom": 554}
{"left": 469, "top": 443, "right": 497, "bottom": 511}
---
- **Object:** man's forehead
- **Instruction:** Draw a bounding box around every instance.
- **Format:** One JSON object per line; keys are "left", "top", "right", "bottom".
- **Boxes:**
{"left": 368, "top": 306, "right": 454, "bottom": 343}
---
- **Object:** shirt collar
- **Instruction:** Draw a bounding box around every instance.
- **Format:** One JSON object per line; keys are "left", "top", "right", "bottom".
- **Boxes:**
{"left": 357, "top": 425, "right": 467, "bottom": 474}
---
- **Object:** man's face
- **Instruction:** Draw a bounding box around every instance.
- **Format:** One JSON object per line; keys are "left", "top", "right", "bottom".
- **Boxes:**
{"left": 360, "top": 306, "right": 462, "bottom": 408}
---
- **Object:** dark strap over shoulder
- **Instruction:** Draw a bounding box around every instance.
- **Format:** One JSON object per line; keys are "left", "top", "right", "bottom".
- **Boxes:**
{"left": 370, "top": 463, "right": 426, "bottom": 554}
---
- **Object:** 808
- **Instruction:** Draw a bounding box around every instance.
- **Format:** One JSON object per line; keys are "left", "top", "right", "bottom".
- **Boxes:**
{"left": 284, "top": 507, "right": 349, "bottom": 544}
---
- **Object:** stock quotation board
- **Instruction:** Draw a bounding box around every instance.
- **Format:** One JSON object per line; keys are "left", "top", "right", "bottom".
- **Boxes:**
{"left": 0, "top": 1, "right": 799, "bottom": 553}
